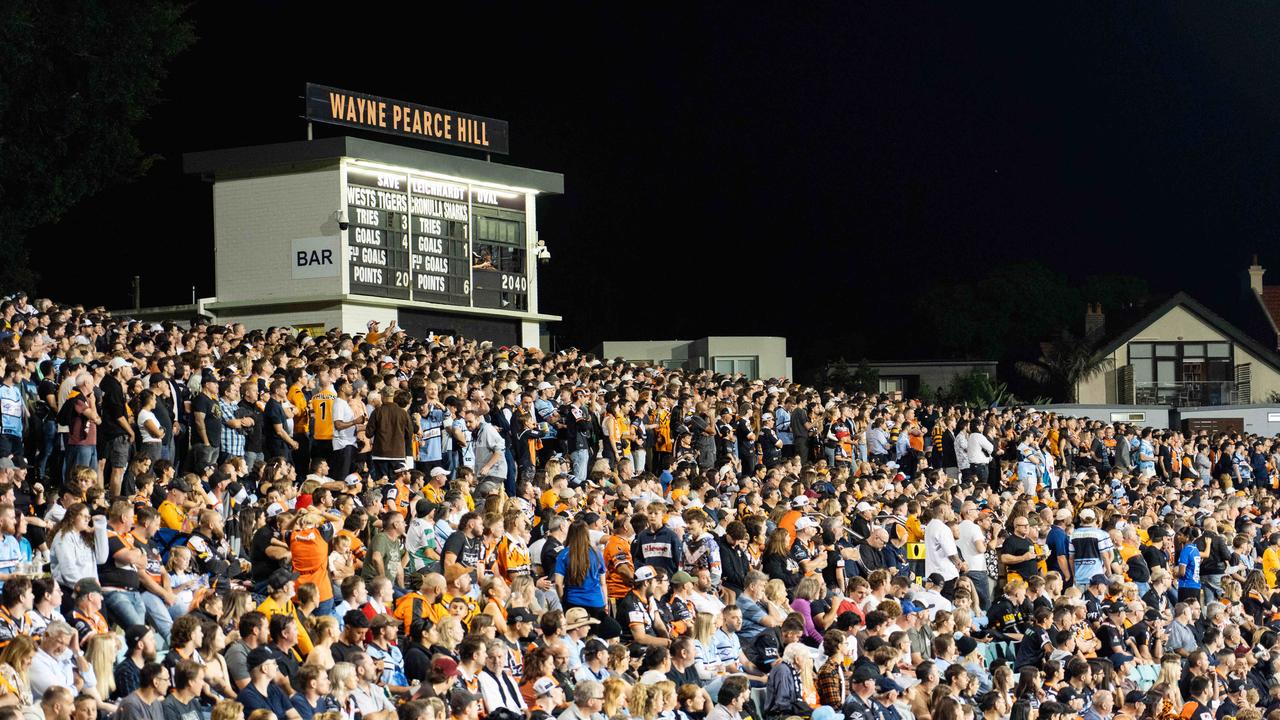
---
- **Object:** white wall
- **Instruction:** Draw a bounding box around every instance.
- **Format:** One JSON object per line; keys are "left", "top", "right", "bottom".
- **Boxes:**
{"left": 213, "top": 168, "right": 343, "bottom": 303}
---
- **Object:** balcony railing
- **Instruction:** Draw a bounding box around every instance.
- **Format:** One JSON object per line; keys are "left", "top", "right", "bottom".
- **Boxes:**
{"left": 1134, "top": 381, "right": 1237, "bottom": 407}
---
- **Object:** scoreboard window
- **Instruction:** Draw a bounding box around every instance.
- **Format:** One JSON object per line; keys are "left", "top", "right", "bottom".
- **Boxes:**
{"left": 471, "top": 207, "right": 527, "bottom": 311}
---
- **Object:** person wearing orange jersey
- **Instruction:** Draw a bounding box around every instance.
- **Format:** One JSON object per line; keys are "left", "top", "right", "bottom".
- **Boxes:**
{"left": 495, "top": 513, "right": 533, "bottom": 583}
{"left": 286, "top": 367, "right": 312, "bottom": 471}
{"left": 290, "top": 511, "right": 334, "bottom": 615}
{"left": 602, "top": 515, "right": 636, "bottom": 602}
{"left": 308, "top": 376, "right": 338, "bottom": 466}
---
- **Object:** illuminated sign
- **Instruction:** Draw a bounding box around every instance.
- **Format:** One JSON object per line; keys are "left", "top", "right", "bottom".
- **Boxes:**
{"left": 345, "top": 165, "right": 528, "bottom": 311}
{"left": 306, "top": 84, "right": 509, "bottom": 155}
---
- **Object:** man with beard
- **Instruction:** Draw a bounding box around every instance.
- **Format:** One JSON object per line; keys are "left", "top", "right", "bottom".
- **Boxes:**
{"left": 114, "top": 625, "right": 158, "bottom": 700}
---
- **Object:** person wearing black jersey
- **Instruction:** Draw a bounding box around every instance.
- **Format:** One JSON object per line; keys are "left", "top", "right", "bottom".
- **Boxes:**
{"left": 987, "top": 579, "right": 1030, "bottom": 642}
{"left": 614, "top": 565, "right": 669, "bottom": 648}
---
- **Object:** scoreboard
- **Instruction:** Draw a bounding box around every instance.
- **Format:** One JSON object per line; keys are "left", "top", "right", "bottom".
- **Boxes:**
{"left": 345, "top": 165, "right": 529, "bottom": 310}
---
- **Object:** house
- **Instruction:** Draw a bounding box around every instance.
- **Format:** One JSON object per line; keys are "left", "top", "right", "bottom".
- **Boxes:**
{"left": 595, "top": 337, "right": 792, "bottom": 379}
{"left": 1076, "top": 292, "right": 1280, "bottom": 406}
{"left": 865, "top": 360, "right": 999, "bottom": 397}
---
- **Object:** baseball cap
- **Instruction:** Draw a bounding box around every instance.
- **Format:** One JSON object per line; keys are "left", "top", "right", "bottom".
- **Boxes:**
{"left": 669, "top": 571, "right": 695, "bottom": 585}
{"left": 1109, "top": 653, "right": 1134, "bottom": 668}
{"left": 533, "top": 677, "right": 559, "bottom": 698}
{"left": 876, "top": 677, "right": 904, "bottom": 695}
{"left": 926, "top": 573, "right": 945, "bottom": 587}
{"left": 265, "top": 502, "right": 285, "bottom": 518}
{"left": 343, "top": 610, "right": 370, "bottom": 629}
{"left": 1124, "top": 690, "right": 1148, "bottom": 705}
{"left": 1089, "top": 574, "right": 1110, "bottom": 586}
{"left": 956, "top": 636, "right": 978, "bottom": 656}
{"left": 508, "top": 608, "right": 537, "bottom": 625}
{"left": 430, "top": 467, "right": 450, "bottom": 478}
{"left": 108, "top": 356, "right": 130, "bottom": 371}
{"left": 432, "top": 657, "right": 460, "bottom": 678}
{"left": 1079, "top": 508, "right": 1096, "bottom": 521}
{"left": 634, "top": 565, "right": 657, "bottom": 582}
{"left": 790, "top": 496, "right": 809, "bottom": 508}
{"left": 266, "top": 569, "right": 300, "bottom": 591}
{"left": 900, "top": 600, "right": 923, "bottom": 615}
{"left": 794, "top": 516, "right": 818, "bottom": 532}
{"left": 1228, "top": 679, "right": 1246, "bottom": 694}
{"left": 75, "top": 578, "right": 103, "bottom": 598}
{"left": 856, "top": 501, "right": 875, "bottom": 513}
{"left": 536, "top": 381, "right": 555, "bottom": 391}
{"left": 1055, "top": 508, "right": 1073, "bottom": 521}
{"left": 124, "top": 625, "right": 151, "bottom": 649}
{"left": 852, "top": 665, "right": 879, "bottom": 683}
{"left": 247, "top": 646, "right": 277, "bottom": 672}
{"left": 812, "top": 708, "right": 845, "bottom": 720}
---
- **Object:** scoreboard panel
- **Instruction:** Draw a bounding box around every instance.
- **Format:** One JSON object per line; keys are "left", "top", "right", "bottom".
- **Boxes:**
{"left": 345, "top": 164, "right": 529, "bottom": 309}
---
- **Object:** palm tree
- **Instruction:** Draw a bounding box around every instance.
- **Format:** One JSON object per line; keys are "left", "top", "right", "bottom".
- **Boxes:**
{"left": 1015, "top": 328, "right": 1113, "bottom": 402}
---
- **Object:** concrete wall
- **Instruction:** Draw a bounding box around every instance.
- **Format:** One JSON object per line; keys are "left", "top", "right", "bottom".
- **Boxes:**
{"left": 215, "top": 305, "right": 345, "bottom": 333}
{"left": 869, "top": 361, "right": 998, "bottom": 391}
{"left": 595, "top": 337, "right": 791, "bottom": 379}
{"left": 213, "top": 168, "right": 343, "bottom": 303}
{"left": 1177, "top": 405, "right": 1280, "bottom": 435}
{"left": 598, "top": 340, "right": 694, "bottom": 364}
{"left": 1033, "top": 404, "right": 1174, "bottom": 429}
{"left": 705, "top": 336, "right": 790, "bottom": 379}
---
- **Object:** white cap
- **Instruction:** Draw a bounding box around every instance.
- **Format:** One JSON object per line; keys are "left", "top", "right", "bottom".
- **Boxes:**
{"left": 634, "top": 565, "right": 657, "bottom": 582}
{"left": 537, "top": 381, "right": 555, "bottom": 391}
{"left": 1079, "top": 508, "right": 1097, "bottom": 522}
{"left": 344, "top": 473, "right": 362, "bottom": 486}
{"left": 429, "top": 467, "right": 449, "bottom": 478}
{"left": 795, "top": 516, "right": 819, "bottom": 532}
{"left": 266, "top": 502, "right": 285, "bottom": 518}
{"left": 885, "top": 461, "right": 900, "bottom": 469}
{"left": 108, "top": 357, "right": 130, "bottom": 371}
{"left": 856, "top": 501, "right": 876, "bottom": 513}
{"left": 790, "top": 496, "right": 809, "bottom": 508}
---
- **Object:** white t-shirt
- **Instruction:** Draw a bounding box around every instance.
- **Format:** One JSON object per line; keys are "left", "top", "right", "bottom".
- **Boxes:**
{"left": 956, "top": 520, "right": 986, "bottom": 570}
{"left": 137, "top": 409, "right": 163, "bottom": 443}
{"left": 924, "top": 518, "right": 960, "bottom": 581}
{"left": 332, "top": 398, "right": 356, "bottom": 450}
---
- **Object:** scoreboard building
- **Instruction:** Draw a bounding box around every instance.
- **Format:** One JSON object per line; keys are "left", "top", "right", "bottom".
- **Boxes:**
{"left": 179, "top": 85, "right": 563, "bottom": 347}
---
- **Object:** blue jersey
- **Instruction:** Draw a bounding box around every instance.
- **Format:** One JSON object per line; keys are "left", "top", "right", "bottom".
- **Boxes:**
{"left": 1178, "top": 543, "right": 1201, "bottom": 589}
{"left": 0, "top": 385, "right": 21, "bottom": 437}
{"left": 417, "top": 407, "right": 445, "bottom": 462}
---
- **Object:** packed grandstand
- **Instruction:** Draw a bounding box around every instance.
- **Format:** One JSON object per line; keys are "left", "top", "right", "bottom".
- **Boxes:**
{"left": 0, "top": 294, "right": 1265, "bottom": 720}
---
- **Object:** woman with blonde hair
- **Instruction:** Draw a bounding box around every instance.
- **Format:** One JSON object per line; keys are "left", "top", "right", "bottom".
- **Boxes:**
{"left": 479, "top": 575, "right": 511, "bottom": 635}
{"left": 212, "top": 700, "right": 245, "bottom": 720}
{"left": 429, "top": 617, "right": 465, "bottom": 659}
{"left": 0, "top": 635, "right": 36, "bottom": 707}
{"left": 329, "top": 662, "right": 358, "bottom": 720}
{"left": 306, "top": 615, "right": 341, "bottom": 670}
{"left": 509, "top": 575, "right": 547, "bottom": 616}
{"left": 690, "top": 613, "right": 721, "bottom": 681}
{"left": 650, "top": 680, "right": 678, "bottom": 720}
{"left": 86, "top": 633, "right": 119, "bottom": 702}
{"left": 629, "top": 683, "right": 658, "bottom": 720}
{"left": 762, "top": 578, "right": 791, "bottom": 624}
{"left": 602, "top": 677, "right": 630, "bottom": 720}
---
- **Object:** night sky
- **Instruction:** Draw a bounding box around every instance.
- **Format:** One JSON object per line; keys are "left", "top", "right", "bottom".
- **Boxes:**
{"left": 28, "top": 3, "right": 1280, "bottom": 373}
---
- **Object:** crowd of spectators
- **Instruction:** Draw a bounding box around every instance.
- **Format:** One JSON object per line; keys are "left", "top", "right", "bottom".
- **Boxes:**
{"left": 0, "top": 293, "right": 1272, "bottom": 720}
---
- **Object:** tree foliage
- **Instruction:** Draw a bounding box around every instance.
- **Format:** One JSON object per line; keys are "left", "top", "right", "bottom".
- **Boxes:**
{"left": 0, "top": 1, "right": 195, "bottom": 289}
{"left": 1014, "top": 327, "right": 1113, "bottom": 402}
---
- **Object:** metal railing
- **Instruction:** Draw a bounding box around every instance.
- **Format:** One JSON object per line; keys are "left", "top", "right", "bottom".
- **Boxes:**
{"left": 1134, "top": 381, "right": 1237, "bottom": 407}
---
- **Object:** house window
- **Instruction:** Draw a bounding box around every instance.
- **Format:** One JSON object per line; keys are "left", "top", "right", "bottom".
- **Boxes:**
{"left": 1128, "top": 342, "right": 1232, "bottom": 382}
{"left": 713, "top": 356, "right": 758, "bottom": 377}
{"left": 880, "top": 377, "right": 905, "bottom": 393}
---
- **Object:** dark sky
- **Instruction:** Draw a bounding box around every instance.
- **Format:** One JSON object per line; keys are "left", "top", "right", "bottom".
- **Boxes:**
{"left": 29, "top": 3, "right": 1280, "bottom": 370}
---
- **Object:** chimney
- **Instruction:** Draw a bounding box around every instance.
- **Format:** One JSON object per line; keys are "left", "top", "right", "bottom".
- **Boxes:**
{"left": 1085, "top": 303, "right": 1105, "bottom": 336}
{"left": 1249, "top": 254, "right": 1266, "bottom": 295}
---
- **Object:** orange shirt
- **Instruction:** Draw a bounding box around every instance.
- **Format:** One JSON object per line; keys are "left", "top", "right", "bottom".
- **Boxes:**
{"left": 778, "top": 509, "right": 802, "bottom": 546}
{"left": 602, "top": 534, "right": 634, "bottom": 599}
{"left": 288, "top": 384, "right": 309, "bottom": 433}
{"left": 290, "top": 527, "right": 333, "bottom": 603}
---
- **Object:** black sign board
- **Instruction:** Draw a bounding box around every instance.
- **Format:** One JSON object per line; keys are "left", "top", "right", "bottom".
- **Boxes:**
{"left": 307, "top": 83, "right": 509, "bottom": 155}
{"left": 345, "top": 166, "right": 527, "bottom": 310}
